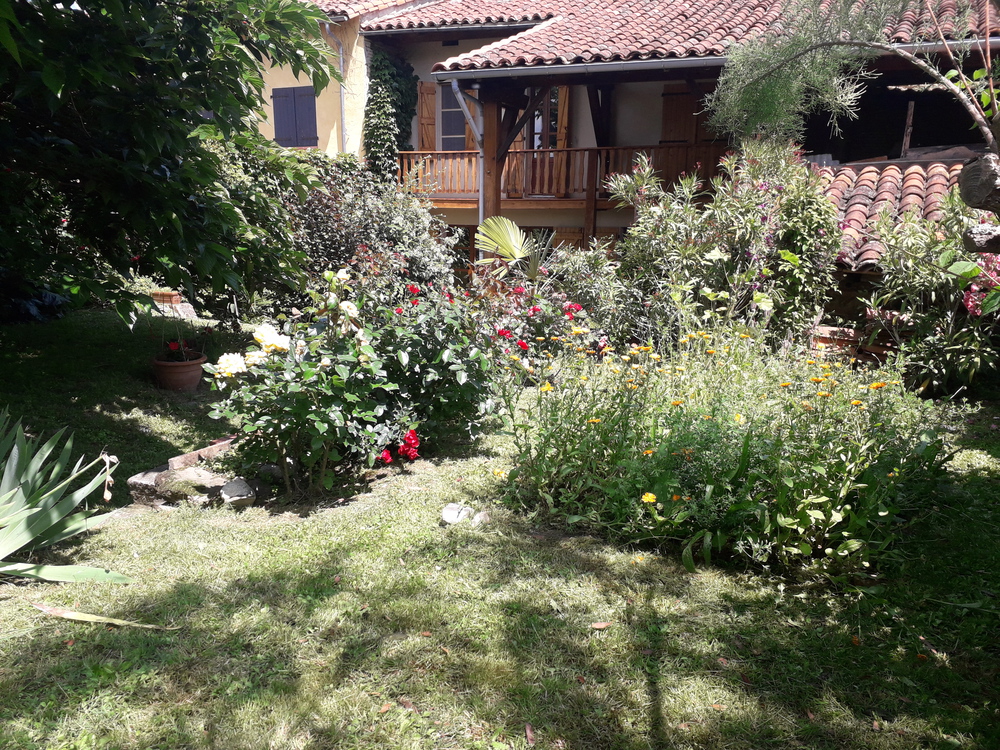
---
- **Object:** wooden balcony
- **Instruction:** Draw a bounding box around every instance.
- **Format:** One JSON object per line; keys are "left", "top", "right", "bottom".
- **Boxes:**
{"left": 397, "top": 144, "right": 730, "bottom": 208}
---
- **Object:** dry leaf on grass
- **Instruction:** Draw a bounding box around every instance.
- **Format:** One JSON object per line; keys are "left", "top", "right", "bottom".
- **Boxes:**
{"left": 31, "top": 603, "right": 181, "bottom": 631}
{"left": 525, "top": 723, "right": 535, "bottom": 746}
{"left": 590, "top": 622, "right": 611, "bottom": 630}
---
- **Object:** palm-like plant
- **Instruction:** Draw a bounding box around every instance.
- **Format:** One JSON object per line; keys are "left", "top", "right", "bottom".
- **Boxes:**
{"left": 475, "top": 216, "right": 554, "bottom": 282}
{"left": 0, "top": 412, "right": 129, "bottom": 583}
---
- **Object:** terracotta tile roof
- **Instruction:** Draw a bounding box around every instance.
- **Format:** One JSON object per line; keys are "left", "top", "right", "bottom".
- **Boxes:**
{"left": 818, "top": 160, "right": 964, "bottom": 270}
{"left": 362, "top": 0, "right": 554, "bottom": 29}
{"left": 314, "top": 0, "right": 419, "bottom": 19}
{"left": 357, "top": 0, "right": 997, "bottom": 70}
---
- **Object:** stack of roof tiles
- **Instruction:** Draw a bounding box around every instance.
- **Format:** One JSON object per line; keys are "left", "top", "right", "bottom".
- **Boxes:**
{"left": 818, "top": 161, "right": 964, "bottom": 270}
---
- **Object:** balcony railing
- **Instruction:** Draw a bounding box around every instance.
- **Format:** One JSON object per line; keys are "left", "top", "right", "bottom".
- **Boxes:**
{"left": 398, "top": 144, "right": 730, "bottom": 200}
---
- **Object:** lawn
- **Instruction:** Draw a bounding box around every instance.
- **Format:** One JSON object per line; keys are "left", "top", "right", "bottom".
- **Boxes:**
{"left": 0, "top": 311, "right": 999, "bottom": 749}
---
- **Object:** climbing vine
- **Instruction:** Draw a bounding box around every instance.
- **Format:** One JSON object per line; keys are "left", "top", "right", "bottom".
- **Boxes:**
{"left": 368, "top": 47, "right": 418, "bottom": 151}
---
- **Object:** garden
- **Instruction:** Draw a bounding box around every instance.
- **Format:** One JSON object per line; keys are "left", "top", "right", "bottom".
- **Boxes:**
{"left": 1, "top": 138, "right": 999, "bottom": 749}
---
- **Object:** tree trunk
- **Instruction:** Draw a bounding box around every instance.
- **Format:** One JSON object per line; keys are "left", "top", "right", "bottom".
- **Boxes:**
{"left": 959, "top": 154, "right": 1000, "bottom": 214}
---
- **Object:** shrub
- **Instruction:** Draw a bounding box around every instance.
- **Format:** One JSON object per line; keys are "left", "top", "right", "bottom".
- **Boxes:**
{"left": 500, "top": 331, "right": 953, "bottom": 573}
{"left": 209, "top": 271, "right": 498, "bottom": 492}
{"left": 596, "top": 141, "right": 840, "bottom": 346}
{"left": 862, "top": 189, "right": 1000, "bottom": 394}
{"left": 286, "top": 152, "right": 459, "bottom": 308}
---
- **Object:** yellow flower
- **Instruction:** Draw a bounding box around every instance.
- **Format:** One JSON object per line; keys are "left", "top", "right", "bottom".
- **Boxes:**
{"left": 587, "top": 418, "right": 601, "bottom": 424}
{"left": 245, "top": 350, "right": 269, "bottom": 367}
{"left": 639, "top": 346, "right": 653, "bottom": 352}
{"left": 536, "top": 337, "right": 546, "bottom": 341}
{"left": 580, "top": 376, "right": 589, "bottom": 382}
{"left": 215, "top": 352, "right": 247, "bottom": 378}
{"left": 620, "top": 356, "right": 631, "bottom": 362}
{"left": 816, "top": 391, "right": 832, "bottom": 397}
{"left": 253, "top": 324, "right": 290, "bottom": 354}
{"left": 675, "top": 366, "right": 686, "bottom": 372}
{"left": 540, "top": 382, "right": 554, "bottom": 393}
{"left": 740, "top": 333, "right": 751, "bottom": 339}
{"left": 869, "top": 381, "right": 887, "bottom": 390}
{"left": 806, "top": 359, "right": 816, "bottom": 365}
{"left": 671, "top": 400, "right": 684, "bottom": 406}
{"left": 702, "top": 414, "right": 713, "bottom": 420}
{"left": 851, "top": 399, "right": 863, "bottom": 406}
{"left": 631, "top": 364, "right": 641, "bottom": 370}
{"left": 779, "top": 382, "right": 791, "bottom": 388}
{"left": 643, "top": 449, "right": 654, "bottom": 455}
{"left": 734, "top": 413, "right": 745, "bottom": 423}
{"left": 492, "top": 469, "right": 508, "bottom": 478}
{"left": 810, "top": 377, "right": 824, "bottom": 383}
{"left": 816, "top": 342, "right": 827, "bottom": 350}
{"left": 611, "top": 367, "right": 621, "bottom": 373}
{"left": 641, "top": 492, "right": 657, "bottom": 504}
{"left": 820, "top": 364, "right": 831, "bottom": 370}
{"left": 650, "top": 354, "right": 661, "bottom": 361}
{"left": 671, "top": 494, "right": 681, "bottom": 502}
{"left": 706, "top": 349, "right": 716, "bottom": 354}
{"left": 890, "top": 380, "right": 900, "bottom": 385}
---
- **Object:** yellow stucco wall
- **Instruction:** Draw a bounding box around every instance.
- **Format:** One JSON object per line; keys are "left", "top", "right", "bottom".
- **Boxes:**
{"left": 258, "top": 18, "right": 369, "bottom": 155}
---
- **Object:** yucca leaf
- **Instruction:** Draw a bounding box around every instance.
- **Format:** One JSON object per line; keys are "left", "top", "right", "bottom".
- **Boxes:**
{"left": 475, "top": 216, "right": 529, "bottom": 261}
{"left": 31, "top": 511, "right": 116, "bottom": 550}
{"left": 0, "top": 563, "right": 131, "bottom": 583}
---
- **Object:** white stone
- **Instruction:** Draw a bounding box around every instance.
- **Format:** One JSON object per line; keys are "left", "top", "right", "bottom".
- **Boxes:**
{"left": 441, "top": 503, "right": 475, "bottom": 525}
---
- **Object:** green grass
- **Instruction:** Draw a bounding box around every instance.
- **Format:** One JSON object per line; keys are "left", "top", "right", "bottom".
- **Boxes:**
{"left": 0, "top": 309, "right": 243, "bottom": 498}
{"left": 0, "top": 311, "right": 998, "bottom": 749}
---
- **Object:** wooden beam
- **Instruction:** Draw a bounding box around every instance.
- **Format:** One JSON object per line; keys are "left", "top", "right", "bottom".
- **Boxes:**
{"left": 497, "top": 86, "right": 552, "bottom": 158}
{"left": 482, "top": 97, "right": 503, "bottom": 220}
{"left": 901, "top": 100, "right": 915, "bottom": 157}
{"left": 583, "top": 148, "right": 599, "bottom": 244}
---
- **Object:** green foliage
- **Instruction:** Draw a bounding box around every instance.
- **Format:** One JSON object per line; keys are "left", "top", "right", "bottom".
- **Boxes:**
{"left": 368, "top": 47, "right": 419, "bottom": 151}
{"left": 0, "top": 411, "right": 128, "bottom": 583}
{"left": 862, "top": 189, "right": 1000, "bottom": 393}
{"left": 362, "top": 78, "right": 400, "bottom": 182}
{"left": 598, "top": 142, "right": 840, "bottom": 346}
{"left": 0, "top": 0, "right": 337, "bottom": 312}
{"left": 501, "top": 331, "right": 953, "bottom": 573}
{"left": 284, "top": 152, "right": 459, "bottom": 309}
{"left": 208, "top": 273, "right": 498, "bottom": 492}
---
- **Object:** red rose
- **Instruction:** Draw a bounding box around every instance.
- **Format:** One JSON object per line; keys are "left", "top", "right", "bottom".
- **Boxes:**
{"left": 565, "top": 312, "right": 574, "bottom": 321}
{"left": 496, "top": 328, "right": 513, "bottom": 339}
{"left": 517, "top": 340, "right": 529, "bottom": 350}
{"left": 168, "top": 341, "right": 180, "bottom": 351}
{"left": 397, "top": 444, "right": 419, "bottom": 460}
{"left": 394, "top": 307, "right": 404, "bottom": 314}
{"left": 403, "top": 429, "right": 420, "bottom": 448}
{"left": 380, "top": 449, "right": 393, "bottom": 463}
{"left": 411, "top": 299, "right": 419, "bottom": 306}
{"left": 512, "top": 286, "right": 525, "bottom": 294}
{"left": 407, "top": 284, "right": 420, "bottom": 295}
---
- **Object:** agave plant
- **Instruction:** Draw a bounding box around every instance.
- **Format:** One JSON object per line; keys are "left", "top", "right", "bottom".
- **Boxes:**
{"left": 474, "top": 216, "right": 554, "bottom": 282}
{"left": 0, "top": 412, "right": 129, "bottom": 583}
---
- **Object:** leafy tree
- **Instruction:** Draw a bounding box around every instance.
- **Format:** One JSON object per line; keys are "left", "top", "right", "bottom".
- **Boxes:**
{"left": 0, "top": 0, "right": 337, "bottom": 312}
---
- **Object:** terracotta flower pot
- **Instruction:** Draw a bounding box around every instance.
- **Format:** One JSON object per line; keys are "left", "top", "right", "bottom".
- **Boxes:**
{"left": 152, "top": 353, "right": 207, "bottom": 391}
{"left": 152, "top": 290, "right": 183, "bottom": 306}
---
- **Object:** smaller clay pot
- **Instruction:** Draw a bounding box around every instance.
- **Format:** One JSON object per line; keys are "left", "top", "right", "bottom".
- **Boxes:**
{"left": 152, "top": 354, "right": 207, "bottom": 391}
{"left": 152, "top": 290, "right": 183, "bottom": 306}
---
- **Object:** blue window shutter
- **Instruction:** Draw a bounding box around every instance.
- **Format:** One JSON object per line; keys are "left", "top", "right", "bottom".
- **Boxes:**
{"left": 294, "top": 87, "right": 318, "bottom": 147}
{"left": 272, "top": 88, "right": 296, "bottom": 147}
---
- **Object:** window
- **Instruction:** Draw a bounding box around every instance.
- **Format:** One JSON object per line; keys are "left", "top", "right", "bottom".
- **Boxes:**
{"left": 271, "top": 86, "right": 318, "bottom": 148}
{"left": 439, "top": 85, "right": 468, "bottom": 151}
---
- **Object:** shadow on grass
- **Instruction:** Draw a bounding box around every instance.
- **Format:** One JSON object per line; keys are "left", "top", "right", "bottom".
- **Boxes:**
{"left": 1, "top": 498, "right": 999, "bottom": 749}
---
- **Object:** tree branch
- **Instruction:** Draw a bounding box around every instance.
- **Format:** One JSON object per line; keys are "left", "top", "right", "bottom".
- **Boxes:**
{"left": 742, "top": 38, "right": 997, "bottom": 152}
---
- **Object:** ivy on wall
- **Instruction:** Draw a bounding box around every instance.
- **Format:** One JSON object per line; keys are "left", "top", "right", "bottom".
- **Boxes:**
{"left": 368, "top": 47, "right": 419, "bottom": 151}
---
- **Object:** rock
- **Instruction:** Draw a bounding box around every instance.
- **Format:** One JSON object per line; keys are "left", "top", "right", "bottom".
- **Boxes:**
{"left": 962, "top": 224, "right": 1000, "bottom": 253}
{"left": 153, "top": 466, "right": 229, "bottom": 503}
{"left": 471, "top": 510, "right": 492, "bottom": 528}
{"left": 441, "top": 503, "right": 476, "bottom": 525}
{"left": 220, "top": 478, "right": 256, "bottom": 509}
{"left": 127, "top": 465, "right": 169, "bottom": 504}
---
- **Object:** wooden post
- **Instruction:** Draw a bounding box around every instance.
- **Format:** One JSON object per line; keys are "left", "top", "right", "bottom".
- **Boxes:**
{"left": 482, "top": 97, "right": 503, "bottom": 220}
{"left": 583, "top": 148, "right": 599, "bottom": 246}
{"left": 901, "top": 100, "right": 915, "bottom": 158}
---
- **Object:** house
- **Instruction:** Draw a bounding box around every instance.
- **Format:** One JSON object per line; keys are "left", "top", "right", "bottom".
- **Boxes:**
{"left": 260, "top": 0, "right": 998, "bottom": 265}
